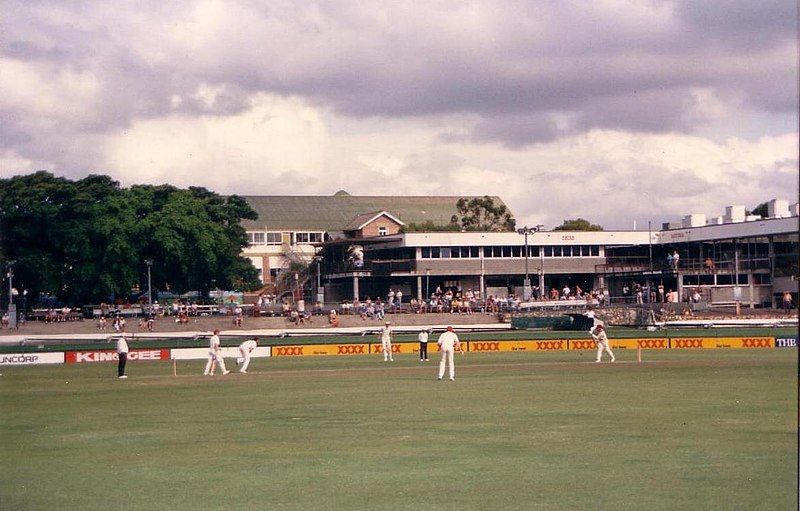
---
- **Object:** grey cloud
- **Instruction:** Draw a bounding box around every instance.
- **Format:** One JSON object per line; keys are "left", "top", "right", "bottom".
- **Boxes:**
{"left": 463, "top": 114, "right": 562, "bottom": 148}
{"left": 0, "top": 0, "right": 796, "bottom": 165}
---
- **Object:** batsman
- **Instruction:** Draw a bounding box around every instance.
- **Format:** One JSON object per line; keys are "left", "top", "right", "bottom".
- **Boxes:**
{"left": 591, "top": 324, "right": 615, "bottom": 363}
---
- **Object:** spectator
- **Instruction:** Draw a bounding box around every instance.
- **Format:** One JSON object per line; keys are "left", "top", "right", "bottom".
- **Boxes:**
{"left": 783, "top": 291, "right": 793, "bottom": 313}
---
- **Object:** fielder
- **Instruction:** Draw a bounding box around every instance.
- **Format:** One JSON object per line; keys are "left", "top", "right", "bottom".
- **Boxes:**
{"left": 203, "top": 329, "right": 230, "bottom": 375}
{"left": 380, "top": 321, "right": 394, "bottom": 361}
{"left": 437, "top": 326, "right": 462, "bottom": 381}
{"left": 591, "top": 324, "right": 615, "bottom": 363}
{"left": 237, "top": 337, "right": 258, "bottom": 373}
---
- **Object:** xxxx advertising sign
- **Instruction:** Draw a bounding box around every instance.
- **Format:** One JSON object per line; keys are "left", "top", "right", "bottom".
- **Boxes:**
{"left": 669, "top": 337, "right": 774, "bottom": 349}
{"left": 369, "top": 342, "right": 422, "bottom": 355}
{"left": 469, "top": 340, "right": 567, "bottom": 352}
{"left": 567, "top": 338, "right": 669, "bottom": 350}
{"left": 272, "top": 344, "right": 370, "bottom": 357}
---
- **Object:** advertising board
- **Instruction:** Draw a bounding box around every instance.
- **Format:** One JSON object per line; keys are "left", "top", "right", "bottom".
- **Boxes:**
{"left": 0, "top": 352, "right": 65, "bottom": 365}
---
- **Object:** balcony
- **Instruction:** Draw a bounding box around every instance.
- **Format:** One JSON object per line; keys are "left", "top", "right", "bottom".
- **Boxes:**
{"left": 323, "top": 259, "right": 416, "bottom": 276}
{"left": 596, "top": 256, "right": 772, "bottom": 275}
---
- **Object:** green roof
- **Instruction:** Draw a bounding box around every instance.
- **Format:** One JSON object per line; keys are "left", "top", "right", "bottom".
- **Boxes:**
{"left": 239, "top": 193, "right": 510, "bottom": 231}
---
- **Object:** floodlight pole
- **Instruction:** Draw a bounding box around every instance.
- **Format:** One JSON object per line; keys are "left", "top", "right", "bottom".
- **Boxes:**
{"left": 145, "top": 259, "right": 153, "bottom": 313}
{"left": 425, "top": 268, "right": 430, "bottom": 301}
{"left": 7, "top": 260, "right": 14, "bottom": 307}
{"left": 648, "top": 221, "right": 653, "bottom": 271}
{"left": 517, "top": 226, "right": 542, "bottom": 301}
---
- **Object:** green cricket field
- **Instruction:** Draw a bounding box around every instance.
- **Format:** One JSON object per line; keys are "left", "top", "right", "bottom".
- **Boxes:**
{"left": 1, "top": 349, "right": 797, "bottom": 510}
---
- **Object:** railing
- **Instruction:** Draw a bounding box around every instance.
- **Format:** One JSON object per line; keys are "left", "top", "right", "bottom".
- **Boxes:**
{"left": 323, "top": 259, "right": 416, "bottom": 275}
{"left": 597, "top": 256, "right": 772, "bottom": 274}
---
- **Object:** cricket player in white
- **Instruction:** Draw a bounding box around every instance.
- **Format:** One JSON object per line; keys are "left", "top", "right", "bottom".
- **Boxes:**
{"left": 591, "top": 324, "right": 615, "bottom": 363}
{"left": 437, "top": 326, "right": 462, "bottom": 381}
{"left": 380, "top": 321, "right": 393, "bottom": 361}
{"left": 203, "top": 329, "right": 230, "bottom": 375}
{"left": 237, "top": 337, "right": 258, "bottom": 373}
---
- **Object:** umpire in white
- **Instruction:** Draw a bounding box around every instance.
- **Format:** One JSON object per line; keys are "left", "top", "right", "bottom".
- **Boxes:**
{"left": 418, "top": 328, "right": 430, "bottom": 361}
{"left": 116, "top": 331, "right": 129, "bottom": 379}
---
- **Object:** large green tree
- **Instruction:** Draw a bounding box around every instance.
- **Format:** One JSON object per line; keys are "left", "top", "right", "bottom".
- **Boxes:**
{"left": 456, "top": 196, "right": 516, "bottom": 231}
{"left": 553, "top": 218, "right": 604, "bottom": 231}
{"left": 0, "top": 171, "right": 260, "bottom": 306}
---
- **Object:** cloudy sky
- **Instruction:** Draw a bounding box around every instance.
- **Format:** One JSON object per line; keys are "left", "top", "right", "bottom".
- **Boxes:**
{"left": 1, "top": 0, "right": 797, "bottom": 229}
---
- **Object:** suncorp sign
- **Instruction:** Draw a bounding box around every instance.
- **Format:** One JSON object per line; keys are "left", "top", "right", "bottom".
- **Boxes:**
{"left": 0, "top": 352, "right": 65, "bottom": 365}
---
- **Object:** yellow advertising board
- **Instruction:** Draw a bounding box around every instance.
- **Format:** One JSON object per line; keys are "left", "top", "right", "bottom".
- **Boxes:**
{"left": 668, "top": 336, "right": 774, "bottom": 349}
{"left": 368, "top": 342, "right": 420, "bottom": 355}
{"left": 272, "top": 344, "right": 369, "bottom": 357}
{"left": 567, "top": 338, "right": 669, "bottom": 350}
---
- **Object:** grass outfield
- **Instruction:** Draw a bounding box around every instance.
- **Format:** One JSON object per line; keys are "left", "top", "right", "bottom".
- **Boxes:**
{"left": 1, "top": 350, "right": 797, "bottom": 510}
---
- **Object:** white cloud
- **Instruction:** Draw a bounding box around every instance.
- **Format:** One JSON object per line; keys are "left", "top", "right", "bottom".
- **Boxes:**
{"left": 103, "top": 93, "right": 328, "bottom": 191}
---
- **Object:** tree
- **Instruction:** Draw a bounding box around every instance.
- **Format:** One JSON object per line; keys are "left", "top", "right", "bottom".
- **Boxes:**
{"left": 456, "top": 196, "right": 516, "bottom": 231}
{"left": 0, "top": 172, "right": 261, "bottom": 306}
{"left": 553, "top": 218, "right": 604, "bottom": 231}
{"left": 748, "top": 202, "right": 769, "bottom": 218}
{"left": 400, "top": 220, "right": 461, "bottom": 232}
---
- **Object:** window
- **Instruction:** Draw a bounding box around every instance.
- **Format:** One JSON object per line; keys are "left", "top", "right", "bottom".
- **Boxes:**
{"left": 529, "top": 246, "right": 539, "bottom": 257}
{"left": 294, "top": 232, "right": 323, "bottom": 244}
{"left": 683, "top": 275, "right": 700, "bottom": 285}
{"left": 422, "top": 247, "right": 431, "bottom": 258}
{"left": 512, "top": 246, "right": 522, "bottom": 257}
{"left": 552, "top": 246, "right": 562, "bottom": 257}
{"left": 591, "top": 245, "right": 599, "bottom": 256}
{"left": 753, "top": 274, "right": 771, "bottom": 285}
{"left": 544, "top": 246, "right": 553, "bottom": 257}
{"left": 502, "top": 246, "right": 512, "bottom": 257}
{"left": 266, "top": 232, "right": 282, "bottom": 245}
{"left": 247, "top": 232, "right": 265, "bottom": 245}
{"left": 441, "top": 248, "right": 451, "bottom": 258}
{"left": 378, "top": 226, "right": 387, "bottom": 236}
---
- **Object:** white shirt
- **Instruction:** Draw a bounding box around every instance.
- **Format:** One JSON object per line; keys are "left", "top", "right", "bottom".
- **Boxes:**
{"left": 209, "top": 334, "right": 220, "bottom": 352}
{"left": 591, "top": 329, "right": 608, "bottom": 343}
{"left": 437, "top": 331, "right": 460, "bottom": 350}
{"left": 418, "top": 331, "right": 429, "bottom": 344}
{"left": 116, "top": 337, "right": 129, "bottom": 354}
{"left": 380, "top": 327, "right": 392, "bottom": 343}
{"left": 240, "top": 339, "right": 257, "bottom": 352}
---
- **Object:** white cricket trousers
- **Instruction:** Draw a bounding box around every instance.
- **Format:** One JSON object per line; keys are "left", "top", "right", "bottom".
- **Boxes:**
{"left": 438, "top": 347, "right": 455, "bottom": 379}
{"left": 239, "top": 347, "right": 251, "bottom": 372}
{"left": 382, "top": 340, "right": 393, "bottom": 361}
{"left": 204, "top": 351, "right": 228, "bottom": 374}
{"left": 596, "top": 340, "right": 615, "bottom": 362}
